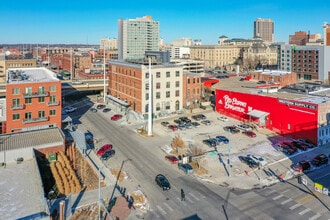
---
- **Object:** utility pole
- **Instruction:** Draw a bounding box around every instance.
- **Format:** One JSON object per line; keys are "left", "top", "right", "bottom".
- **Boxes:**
{"left": 103, "top": 45, "right": 106, "bottom": 102}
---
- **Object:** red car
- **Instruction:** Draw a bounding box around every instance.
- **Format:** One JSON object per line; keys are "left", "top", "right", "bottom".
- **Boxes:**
{"left": 96, "top": 144, "right": 113, "bottom": 156}
{"left": 242, "top": 131, "right": 256, "bottom": 138}
{"left": 111, "top": 114, "right": 123, "bottom": 121}
{"left": 165, "top": 155, "right": 179, "bottom": 164}
{"left": 168, "top": 125, "right": 178, "bottom": 131}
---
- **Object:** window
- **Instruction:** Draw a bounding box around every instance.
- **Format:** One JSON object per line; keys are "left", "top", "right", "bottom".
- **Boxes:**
{"left": 175, "top": 71, "right": 180, "bottom": 77}
{"left": 145, "top": 83, "right": 149, "bottom": 90}
{"left": 166, "top": 82, "right": 170, "bottom": 88}
{"left": 166, "top": 71, "right": 170, "bottom": 77}
{"left": 38, "top": 97, "right": 45, "bottom": 102}
{"left": 166, "top": 91, "right": 170, "bottom": 98}
{"left": 50, "top": 109, "right": 56, "bottom": 116}
{"left": 188, "top": 78, "right": 190, "bottom": 83}
{"left": 156, "top": 82, "right": 161, "bottom": 89}
{"left": 175, "top": 90, "right": 180, "bottom": 97}
{"left": 12, "top": 88, "right": 20, "bottom": 94}
{"left": 38, "top": 110, "right": 45, "bottom": 118}
{"left": 25, "top": 112, "right": 32, "bottom": 120}
{"left": 145, "top": 72, "right": 149, "bottom": 78}
{"left": 145, "top": 93, "right": 149, "bottom": 100}
{"left": 49, "top": 95, "right": 56, "bottom": 103}
{"left": 25, "top": 98, "right": 32, "bottom": 104}
{"left": 38, "top": 86, "right": 45, "bottom": 94}
{"left": 156, "top": 92, "right": 160, "bottom": 99}
{"left": 50, "top": 85, "right": 56, "bottom": 92}
{"left": 156, "top": 72, "right": 161, "bottom": 78}
{"left": 175, "top": 81, "right": 180, "bottom": 87}
{"left": 12, "top": 98, "right": 20, "bottom": 106}
{"left": 25, "top": 87, "right": 32, "bottom": 95}
{"left": 12, "top": 113, "right": 20, "bottom": 120}
{"left": 156, "top": 103, "right": 160, "bottom": 111}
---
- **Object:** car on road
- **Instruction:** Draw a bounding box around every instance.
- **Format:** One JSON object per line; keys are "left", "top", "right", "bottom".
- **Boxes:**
{"left": 155, "top": 174, "right": 171, "bottom": 190}
{"left": 242, "top": 131, "right": 256, "bottom": 138}
{"left": 161, "top": 121, "right": 170, "bottom": 127}
{"left": 291, "top": 160, "right": 311, "bottom": 172}
{"left": 97, "top": 144, "right": 113, "bottom": 156}
{"left": 101, "top": 149, "right": 115, "bottom": 160}
{"left": 178, "top": 163, "right": 194, "bottom": 174}
{"left": 247, "top": 154, "right": 267, "bottom": 166}
{"left": 201, "top": 120, "right": 211, "bottom": 125}
{"left": 311, "top": 154, "right": 328, "bottom": 166}
{"left": 63, "top": 106, "right": 77, "bottom": 113}
{"left": 102, "top": 108, "right": 111, "bottom": 113}
{"left": 223, "top": 126, "right": 240, "bottom": 134}
{"left": 235, "top": 124, "right": 252, "bottom": 131}
{"left": 217, "top": 116, "right": 228, "bottom": 122}
{"left": 191, "top": 122, "right": 201, "bottom": 128}
{"left": 215, "top": 136, "right": 229, "bottom": 144}
{"left": 168, "top": 125, "right": 178, "bottom": 131}
{"left": 202, "top": 138, "right": 218, "bottom": 147}
{"left": 90, "top": 108, "right": 97, "bottom": 113}
{"left": 96, "top": 104, "right": 106, "bottom": 109}
{"left": 111, "top": 114, "right": 123, "bottom": 121}
{"left": 290, "top": 141, "right": 309, "bottom": 151}
{"left": 165, "top": 155, "right": 179, "bottom": 164}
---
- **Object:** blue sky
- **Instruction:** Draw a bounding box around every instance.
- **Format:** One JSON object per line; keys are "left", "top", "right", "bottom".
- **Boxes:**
{"left": 1, "top": 0, "right": 329, "bottom": 45}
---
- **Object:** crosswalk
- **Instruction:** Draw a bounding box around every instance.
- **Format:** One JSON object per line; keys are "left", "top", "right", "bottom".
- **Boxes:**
{"left": 256, "top": 188, "right": 325, "bottom": 220}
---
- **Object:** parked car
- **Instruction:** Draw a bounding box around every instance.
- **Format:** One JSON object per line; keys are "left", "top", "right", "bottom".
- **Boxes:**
{"left": 178, "top": 124, "right": 186, "bottom": 130}
{"left": 217, "top": 116, "right": 228, "bottom": 122}
{"left": 191, "top": 122, "right": 201, "bottom": 128}
{"left": 191, "top": 114, "right": 206, "bottom": 121}
{"left": 224, "top": 126, "right": 240, "bottom": 134}
{"left": 101, "top": 149, "right": 115, "bottom": 160}
{"left": 235, "top": 124, "right": 252, "bottom": 131}
{"left": 311, "top": 154, "right": 328, "bottom": 166}
{"left": 111, "top": 114, "right": 123, "bottom": 121}
{"left": 174, "top": 119, "right": 185, "bottom": 125}
{"left": 290, "top": 141, "right": 309, "bottom": 151}
{"left": 296, "top": 138, "right": 316, "bottom": 148}
{"left": 179, "top": 117, "right": 191, "bottom": 124}
{"left": 238, "top": 156, "right": 259, "bottom": 168}
{"left": 185, "top": 123, "right": 193, "bottom": 129}
{"left": 247, "top": 154, "right": 267, "bottom": 166}
{"left": 96, "top": 104, "right": 106, "bottom": 109}
{"left": 291, "top": 160, "right": 311, "bottom": 172}
{"left": 203, "top": 138, "right": 218, "bottom": 147}
{"left": 63, "top": 106, "right": 77, "bottom": 113}
{"left": 161, "top": 121, "right": 170, "bottom": 127}
{"left": 277, "top": 143, "right": 296, "bottom": 155}
{"left": 168, "top": 125, "right": 178, "bottom": 131}
{"left": 165, "top": 155, "right": 179, "bottom": 164}
{"left": 215, "top": 136, "right": 229, "bottom": 144}
{"left": 102, "top": 108, "right": 111, "bottom": 113}
{"left": 242, "top": 131, "right": 256, "bottom": 138}
{"left": 257, "top": 80, "right": 266, "bottom": 84}
{"left": 90, "top": 108, "right": 97, "bottom": 113}
{"left": 155, "top": 174, "right": 171, "bottom": 190}
{"left": 96, "top": 144, "right": 113, "bottom": 156}
{"left": 178, "top": 163, "right": 194, "bottom": 174}
{"left": 201, "top": 120, "right": 211, "bottom": 125}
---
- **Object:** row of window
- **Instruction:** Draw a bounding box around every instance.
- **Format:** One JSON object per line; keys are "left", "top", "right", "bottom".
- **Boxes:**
{"left": 7, "top": 63, "right": 34, "bottom": 68}
{"left": 145, "top": 90, "right": 180, "bottom": 100}
{"left": 12, "top": 109, "right": 56, "bottom": 120}
{"left": 145, "top": 71, "right": 180, "bottom": 78}
{"left": 12, "top": 96, "right": 58, "bottom": 105}
{"left": 12, "top": 85, "right": 57, "bottom": 95}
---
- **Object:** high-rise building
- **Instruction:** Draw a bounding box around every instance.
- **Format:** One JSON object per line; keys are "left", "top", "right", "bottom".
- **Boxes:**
{"left": 118, "top": 16, "right": 160, "bottom": 61}
{"left": 254, "top": 18, "right": 274, "bottom": 42}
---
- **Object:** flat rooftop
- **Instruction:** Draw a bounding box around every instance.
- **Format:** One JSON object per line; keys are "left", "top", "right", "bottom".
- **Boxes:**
{"left": 6, "top": 67, "right": 59, "bottom": 84}
{"left": 212, "top": 75, "right": 330, "bottom": 105}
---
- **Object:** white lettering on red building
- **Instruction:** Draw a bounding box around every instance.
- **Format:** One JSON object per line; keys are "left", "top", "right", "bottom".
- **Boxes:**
{"left": 221, "top": 95, "right": 247, "bottom": 113}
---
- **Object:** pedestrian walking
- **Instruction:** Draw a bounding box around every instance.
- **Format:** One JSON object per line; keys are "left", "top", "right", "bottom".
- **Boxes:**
{"left": 181, "top": 189, "right": 185, "bottom": 201}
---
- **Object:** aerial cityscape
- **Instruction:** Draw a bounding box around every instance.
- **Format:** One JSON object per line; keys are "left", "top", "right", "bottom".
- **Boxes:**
{"left": 1, "top": 2, "right": 330, "bottom": 220}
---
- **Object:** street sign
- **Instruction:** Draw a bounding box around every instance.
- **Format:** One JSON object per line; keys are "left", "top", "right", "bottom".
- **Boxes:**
{"left": 302, "top": 178, "right": 307, "bottom": 186}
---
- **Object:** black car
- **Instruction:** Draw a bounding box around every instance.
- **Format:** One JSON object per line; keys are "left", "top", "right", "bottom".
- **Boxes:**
{"left": 238, "top": 156, "right": 259, "bottom": 168}
{"left": 179, "top": 117, "right": 191, "bottom": 124}
{"left": 155, "top": 174, "right": 171, "bottom": 190}
{"left": 223, "top": 126, "right": 240, "bottom": 134}
{"left": 174, "top": 119, "right": 185, "bottom": 125}
{"left": 203, "top": 138, "right": 217, "bottom": 147}
{"left": 290, "top": 141, "right": 309, "bottom": 151}
{"left": 277, "top": 143, "right": 296, "bottom": 155}
{"left": 191, "top": 114, "right": 206, "bottom": 121}
{"left": 311, "top": 154, "right": 328, "bottom": 166}
{"left": 101, "top": 149, "right": 115, "bottom": 160}
{"left": 97, "top": 104, "right": 106, "bottom": 109}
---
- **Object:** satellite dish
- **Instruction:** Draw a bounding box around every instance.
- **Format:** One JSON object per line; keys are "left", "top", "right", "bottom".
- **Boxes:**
{"left": 5, "top": 51, "right": 10, "bottom": 56}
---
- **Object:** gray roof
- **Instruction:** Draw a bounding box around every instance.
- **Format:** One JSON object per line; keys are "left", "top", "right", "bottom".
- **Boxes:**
{"left": 6, "top": 67, "right": 59, "bottom": 84}
{"left": 0, "top": 127, "right": 64, "bottom": 152}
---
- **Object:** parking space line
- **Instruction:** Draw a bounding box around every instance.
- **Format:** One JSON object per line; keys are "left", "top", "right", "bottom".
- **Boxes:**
{"left": 289, "top": 203, "right": 302, "bottom": 210}
{"left": 280, "top": 198, "right": 292, "bottom": 205}
{"left": 189, "top": 192, "right": 200, "bottom": 201}
{"left": 163, "top": 202, "right": 173, "bottom": 212}
{"left": 309, "top": 213, "right": 321, "bottom": 220}
{"left": 186, "top": 197, "right": 194, "bottom": 203}
{"left": 272, "top": 194, "right": 284, "bottom": 200}
{"left": 176, "top": 197, "right": 187, "bottom": 206}
{"left": 299, "top": 208, "right": 311, "bottom": 215}
{"left": 157, "top": 205, "right": 167, "bottom": 215}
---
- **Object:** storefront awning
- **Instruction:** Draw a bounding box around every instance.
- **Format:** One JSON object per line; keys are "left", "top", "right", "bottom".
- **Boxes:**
{"left": 247, "top": 110, "right": 269, "bottom": 118}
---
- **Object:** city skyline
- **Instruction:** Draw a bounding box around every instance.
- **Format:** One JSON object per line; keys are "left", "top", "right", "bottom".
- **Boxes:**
{"left": 1, "top": 0, "right": 329, "bottom": 45}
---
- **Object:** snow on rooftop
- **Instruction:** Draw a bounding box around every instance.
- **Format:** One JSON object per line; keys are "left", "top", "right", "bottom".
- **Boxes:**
{"left": 257, "top": 69, "right": 291, "bottom": 76}
{"left": 6, "top": 67, "right": 59, "bottom": 84}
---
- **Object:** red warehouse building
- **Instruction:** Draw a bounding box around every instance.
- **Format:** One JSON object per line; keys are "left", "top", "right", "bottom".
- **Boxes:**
{"left": 215, "top": 83, "right": 330, "bottom": 146}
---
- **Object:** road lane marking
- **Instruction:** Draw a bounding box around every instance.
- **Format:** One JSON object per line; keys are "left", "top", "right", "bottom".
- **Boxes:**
{"left": 272, "top": 194, "right": 284, "bottom": 200}
{"left": 309, "top": 213, "right": 321, "bottom": 220}
{"left": 290, "top": 203, "right": 302, "bottom": 210}
{"left": 299, "top": 208, "right": 311, "bottom": 215}
{"left": 157, "top": 205, "right": 167, "bottom": 215}
{"left": 189, "top": 192, "right": 200, "bottom": 201}
{"left": 280, "top": 198, "right": 292, "bottom": 205}
{"left": 163, "top": 202, "right": 173, "bottom": 212}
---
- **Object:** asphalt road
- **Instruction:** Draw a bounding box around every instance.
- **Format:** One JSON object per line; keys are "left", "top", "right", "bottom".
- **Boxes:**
{"left": 67, "top": 101, "right": 330, "bottom": 219}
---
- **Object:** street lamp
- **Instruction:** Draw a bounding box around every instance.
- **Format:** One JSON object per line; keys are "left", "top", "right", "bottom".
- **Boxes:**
{"left": 103, "top": 45, "right": 106, "bottom": 103}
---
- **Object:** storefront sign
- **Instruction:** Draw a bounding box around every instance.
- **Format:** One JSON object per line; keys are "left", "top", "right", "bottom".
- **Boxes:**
{"left": 278, "top": 99, "right": 317, "bottom": 110}
{"left": 219, "top": 95, "right": 248, "bottom": 113}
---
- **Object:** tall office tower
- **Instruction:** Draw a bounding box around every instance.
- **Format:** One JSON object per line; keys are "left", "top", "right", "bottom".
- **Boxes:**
{"left": 254, "top": 18, "right": 274, "bottom": 42}
{"left": 324, "top": 23, "right": 330, "bottom": 46}
{"left": 118, "top": 15, "right": 160, "bottom": 61}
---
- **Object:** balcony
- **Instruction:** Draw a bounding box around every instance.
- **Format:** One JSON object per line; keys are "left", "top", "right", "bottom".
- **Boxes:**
{"left": 11, "top": 104, "right": 25, "bottom": 110}
{"left": 47, "top": 101, "right": 60, "bottom": 106}
{"left": 23, "top": 92, "right": 49, "bottom": 98}
{"left": 23, "top": 116, "right": 49, "bottom": 124}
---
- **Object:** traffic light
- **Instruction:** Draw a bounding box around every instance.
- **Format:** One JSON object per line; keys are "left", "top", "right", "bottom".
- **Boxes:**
{"left": 297, "top": 176, "right": 302, "bottom": 184}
